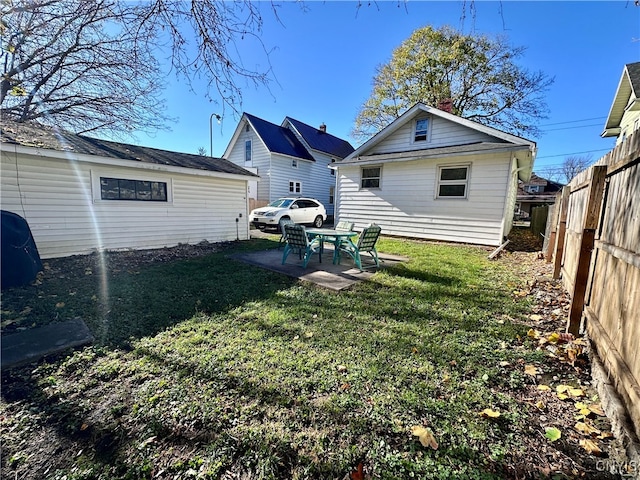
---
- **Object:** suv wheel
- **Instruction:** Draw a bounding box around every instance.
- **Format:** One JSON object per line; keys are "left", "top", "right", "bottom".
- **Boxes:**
{"left": 313, "top": 215, "right": 324, "bottom": 228}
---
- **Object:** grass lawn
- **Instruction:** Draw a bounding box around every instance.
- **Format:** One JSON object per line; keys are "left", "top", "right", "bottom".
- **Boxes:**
{"left": 0, "top": 236, "right": 623, "bottom": 479}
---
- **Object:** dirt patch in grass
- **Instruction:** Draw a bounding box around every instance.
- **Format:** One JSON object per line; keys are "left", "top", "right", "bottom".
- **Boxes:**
{"left": 1, "top": 238, "right": 633, "bottom": 479}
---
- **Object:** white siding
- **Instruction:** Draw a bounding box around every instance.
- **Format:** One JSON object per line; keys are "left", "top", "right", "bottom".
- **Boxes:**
{"left": 336, "top": 152, "right": 515, "bottom": 246}
{"left": 226, "top": 127, "right": 271, "bottom": 201}
{"left": 1, "top": 152, "right": 249, "bottom": 258}
{"left": 306, "top": 151, "right": 336, "bottom": 216}
{"left": 618, "top": 107, "right": 640, "bottom": 145}
{"left": 370, "top": 115, "right": 499, "bottom": 155}
{"left": 500, "top": 157, "right": 519, "bottom": 239}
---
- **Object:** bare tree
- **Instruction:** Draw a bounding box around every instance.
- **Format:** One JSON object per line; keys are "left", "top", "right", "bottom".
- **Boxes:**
{"left": 1, "top": 0, "right": 279, "bottom": 138}
{"left": 537, "top": 155, "right": 593, "bottom": 184}
{"left": 131, "top": 0, "right": 277, "bottom": 111}
{"left": 561, "top": 155, "right": 593, "bottom": 183}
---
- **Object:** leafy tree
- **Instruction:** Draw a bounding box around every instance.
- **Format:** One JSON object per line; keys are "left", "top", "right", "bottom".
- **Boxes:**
{"left": 352, "top": 25, "right": 554, "bottom": 141}
{"left": 0, "top": 0, "right": 276, "bottom": 138}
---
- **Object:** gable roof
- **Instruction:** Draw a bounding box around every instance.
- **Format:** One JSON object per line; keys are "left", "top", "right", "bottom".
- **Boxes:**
{"left": 339, "top": 103, "right": 536, "bottom": 181}
{"left": 284, "top": 117, "right": 355, "bottom": 158}
{"left": 344, "top": 103, "right": 535, "bottom": 161}
{"left": 1, "top": 120, "right": 256, "bottom": 177}
{"left": 602, "top": 62, "right": 640, "bottom": 137}
{"left": 242, "top": 113, "right": 314, "bottom": 161}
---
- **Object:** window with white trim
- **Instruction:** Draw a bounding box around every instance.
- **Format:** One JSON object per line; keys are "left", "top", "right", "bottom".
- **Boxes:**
{"left": 329, "top": 186, "right": 334, "bottom": 204}
{"left": 436, "top": 165, "right": 469, "bottom": 198}
{"left": 414, "top": 118, "right": 429, "bottom": 142}
{"left": 361, "top": 166, "right": 381, "bottom": 189}
{"left": 245, "top": 140, "right": 252, "bottom": 163}
{"left": 289, "top": 181, "right": 301, "bottom": 194}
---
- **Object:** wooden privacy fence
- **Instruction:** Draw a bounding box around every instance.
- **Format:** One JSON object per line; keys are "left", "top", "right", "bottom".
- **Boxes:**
{"left": 547, "top": 130, "right": 640, "bottom": 440}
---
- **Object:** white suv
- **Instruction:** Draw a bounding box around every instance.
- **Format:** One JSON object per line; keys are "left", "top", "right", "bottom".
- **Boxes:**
{"left": 250, "top": 197, "right": 326, "bottom": 231}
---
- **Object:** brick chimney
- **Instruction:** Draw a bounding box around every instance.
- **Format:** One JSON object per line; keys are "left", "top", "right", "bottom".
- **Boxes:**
{"left": 319, "top": 123, "right": 327, "bottom": 133}
{"left": 437, "top": 99, "right": 453, "bottom": 113}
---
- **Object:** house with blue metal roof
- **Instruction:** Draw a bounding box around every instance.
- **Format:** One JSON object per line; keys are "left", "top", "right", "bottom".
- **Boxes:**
{"left": 223, "top": 113, "right": 354, "bottom": 216}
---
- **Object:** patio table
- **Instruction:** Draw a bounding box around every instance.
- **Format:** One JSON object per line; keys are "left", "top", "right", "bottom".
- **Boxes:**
{"left": 305, "top": 228, "right": 358, "bottom": 264}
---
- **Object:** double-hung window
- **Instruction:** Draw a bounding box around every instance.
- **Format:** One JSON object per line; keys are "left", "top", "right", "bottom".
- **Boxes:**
{"left": 414, "top": 118, "right": 429, "bottom": 142}
{"left": 361, "top": 166, "right": 381, "bottom": 189}
{"left": 436, "top": 165, "right": 469, "bottom": 198}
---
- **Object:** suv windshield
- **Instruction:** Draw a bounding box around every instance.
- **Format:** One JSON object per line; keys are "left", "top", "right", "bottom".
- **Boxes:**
{"left": 268, "top": 198, "right": 293, "bottom": 208}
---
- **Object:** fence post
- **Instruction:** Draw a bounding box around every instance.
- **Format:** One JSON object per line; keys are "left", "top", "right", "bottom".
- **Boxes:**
{"left": 544, "top": 203, "right": 557, "bottom": 262}
{"left": 566, "top": 166, "right": 607, "bottom": 336}
{"left": 552, "top": 187, "right": 570, "bottom": 279}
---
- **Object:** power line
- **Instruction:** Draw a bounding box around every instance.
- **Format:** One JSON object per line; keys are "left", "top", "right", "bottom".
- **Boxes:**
{"left": 536, "top": 148, "right": 611, "bottom": 159}
{"left": 538, "top": 116, "right": 606, "bottom": 127}
{"left": 540, "top": 123, "right": 603, "bottom": 132}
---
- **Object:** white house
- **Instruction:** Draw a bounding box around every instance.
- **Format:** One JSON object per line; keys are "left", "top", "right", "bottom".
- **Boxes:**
{"left": 1, "top": 120, "right": 258, "bottom": 258}
{"left": 601, "top": 61, "right": 640, "bottom": 144}
{"left": 223, "top": 113, "right": 354, "bottom": 216}
{"left": 334, "top": 103, "right": 536, "bottom": 247}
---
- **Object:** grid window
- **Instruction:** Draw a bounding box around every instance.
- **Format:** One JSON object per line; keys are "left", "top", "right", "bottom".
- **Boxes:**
{"left": 289, "top": 181, "right": 301, "bottom": 193}
{"left": 361, "top": 166, "right": 381, "bottom": 189}
{"left": 100, "top": 177, "right": 167, "bottom": 201}
{"left": 436, "top": 165, "right": 469, "bottom": 198}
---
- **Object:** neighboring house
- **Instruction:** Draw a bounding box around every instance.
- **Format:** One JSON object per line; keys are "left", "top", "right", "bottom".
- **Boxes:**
{"left": 222, "top": 113, "right": 354, "bottom": 217}
{"left": 334, "top": 103, "right": 536, "bottom": 247}
{"left": 602, "top": 61, "right": 640, "bottom": 144}
{"left": 1, "top": 120, "right": 257, "bottom": 259}
{"left": 515, "top": 173, "right": 564, "bottom": 220}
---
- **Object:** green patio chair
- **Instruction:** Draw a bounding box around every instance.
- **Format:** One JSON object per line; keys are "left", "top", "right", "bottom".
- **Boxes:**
{"left": 336, "top": 223, "right": 382, "bottom": 271}
{"left": 277, "top": 218, "right": 296, "bottom": 249}
{"left": 282, "top": 224, "right": 321, "bottom": 268}
{"left": 335, "top": 221, "right": 354, "bottom": 232}
{"left": 325, "top": 220, "right": 355, "bottom": 248}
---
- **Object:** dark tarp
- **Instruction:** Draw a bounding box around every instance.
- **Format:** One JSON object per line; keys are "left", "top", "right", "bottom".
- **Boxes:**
{"left": 1, "top": 210, "right": 43, "bottom": 290}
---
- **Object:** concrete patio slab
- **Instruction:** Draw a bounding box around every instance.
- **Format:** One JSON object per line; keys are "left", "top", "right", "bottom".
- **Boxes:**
{"left": 232, "top": 247, "right": 407, "bottom": 291}
{"left": 1, "top": 318, "right": 94, "bottom": 370}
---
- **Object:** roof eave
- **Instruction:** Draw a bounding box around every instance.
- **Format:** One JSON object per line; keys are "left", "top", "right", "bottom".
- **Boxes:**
{"left": 339, "top": 143, "right": 532, "bottom": 167}
{"left": 3, "top": 143, "right": 258, "bottom": 179}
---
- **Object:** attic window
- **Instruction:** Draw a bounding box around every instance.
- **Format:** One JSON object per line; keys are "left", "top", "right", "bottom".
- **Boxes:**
{"left": 292, "top": 159, "right": 298, "bottom": 168}
{"left": 414, "top": 118, "right": 429, "bottom": 142}
{"left": 436, "top": 165, "right": 469, "bottom": 198}
{"left": 245, "top": 123, "right": 250, "bottom": 132}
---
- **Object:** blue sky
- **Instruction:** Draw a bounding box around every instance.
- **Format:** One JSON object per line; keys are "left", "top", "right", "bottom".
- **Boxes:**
{"left": 135, "top": 1, "right": 639, "bottom": 179}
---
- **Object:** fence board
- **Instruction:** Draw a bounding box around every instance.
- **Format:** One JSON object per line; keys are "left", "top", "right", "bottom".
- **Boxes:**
{"left": 551, "top": 129, "right": 640, "bottom": 440}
